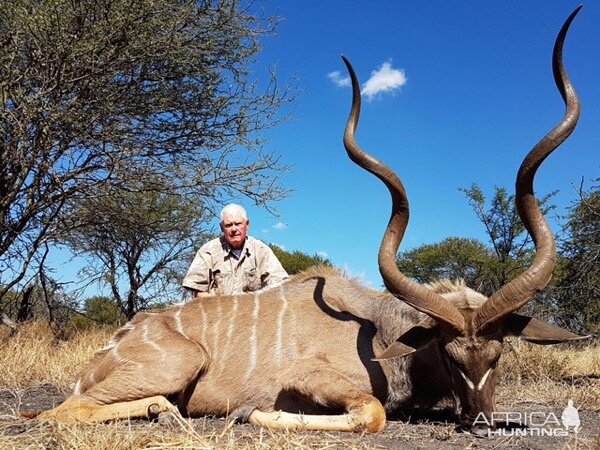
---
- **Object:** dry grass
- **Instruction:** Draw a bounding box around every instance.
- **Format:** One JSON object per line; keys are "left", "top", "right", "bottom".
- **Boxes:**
{"left": 2, "top": 419, "right": 598, "bottom": 450}
{"left": 498, "top": 339, "right": 600, "bottom": 410}
{"left": 0, "top": 322, "right": 598, "bottom": 450}
{"left": 2, "top": 322, "right": 598, "bottom": 407}
{"left": 0, "top": 322, "right": 113, "bottom": 390}
{"left": 0, "top": 418, "right": 384, "bottom": 450}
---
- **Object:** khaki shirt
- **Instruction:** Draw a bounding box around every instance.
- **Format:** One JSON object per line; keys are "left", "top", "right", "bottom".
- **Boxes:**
{"left": 182, "top": 236, "right": 289, "bottom": 296}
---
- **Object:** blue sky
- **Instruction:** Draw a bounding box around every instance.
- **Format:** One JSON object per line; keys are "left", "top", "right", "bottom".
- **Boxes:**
{"left": 50, "top": 1, "right": 600, "bottom": 295}
{"left": 240, "top": 1, "right": 600, "bottom": 288}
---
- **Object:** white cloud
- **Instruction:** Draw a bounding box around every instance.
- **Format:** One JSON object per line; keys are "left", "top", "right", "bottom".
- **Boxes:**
{"left": 327, "top": 70, "right": 351, "bottom": 87}
{"left": 328, "top": 60, "right": 407, "bottom": 101}
{"left": 361, "top": 61, "right": 406, "bottom": 101}
{"left": 317, "top": 251, "right": 329, "bottom": 258}
{"left": 273, "top": 222, "right": 288, "bottom": 230}
{"left": 261, "top": 228, "right": 269, "bottom": 234}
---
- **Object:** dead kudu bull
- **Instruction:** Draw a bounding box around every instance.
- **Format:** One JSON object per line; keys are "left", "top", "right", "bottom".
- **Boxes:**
{"left": 37, "top": 8, "right": 588, "bottom": 436}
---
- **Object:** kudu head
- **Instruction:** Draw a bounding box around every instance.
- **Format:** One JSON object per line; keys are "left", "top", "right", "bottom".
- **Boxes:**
{"left": 342, "top": 6, "right": 588, "bottom": 436}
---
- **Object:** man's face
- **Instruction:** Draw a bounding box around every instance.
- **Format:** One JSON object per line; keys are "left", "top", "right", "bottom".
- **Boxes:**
{"left": 221, "top": 210, "right": 249, "bottom": 250}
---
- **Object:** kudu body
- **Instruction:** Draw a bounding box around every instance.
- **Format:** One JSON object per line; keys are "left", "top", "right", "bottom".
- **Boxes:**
{"left": 38, "top": 8, "right": 587, "bottom": 435}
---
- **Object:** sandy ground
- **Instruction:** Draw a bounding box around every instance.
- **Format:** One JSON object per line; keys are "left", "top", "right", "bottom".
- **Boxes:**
{"left": 0, "top": 384, "right": 598, "bottom": 449}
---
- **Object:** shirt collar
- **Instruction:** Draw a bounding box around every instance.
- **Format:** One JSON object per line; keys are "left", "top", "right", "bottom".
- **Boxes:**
{"left": 221, "top": 236, "right": 251, "bottom": 259}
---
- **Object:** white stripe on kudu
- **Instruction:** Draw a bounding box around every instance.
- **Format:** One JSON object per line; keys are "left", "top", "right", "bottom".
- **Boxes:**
{"left": 218, "top": 296, "right": 239, "bottom": 373}
{"left": 198, "top": 302, "right": 207, "bottom": 346}
{"left": 275, "top": 285, "right": 288, "bottom": 365}
{"left": 245, "top": 293, "right": 261, "bottom": 379}
{"left": 174, "top": 307, "right": 188, "bottom": 339}
{"left": 212, "top": 302, "right": 223, "bottom": 360}
{"left": 458, "top": 370, "right": 475, "bottom": 390}
{"left": 35, "top": 10, "right": 586, "bottom": 434}
{"left": 477, "top": 368, "right": 492, "bottom": 391}
{"left": 143, "top": 323, "right": 165, "bottom": 359}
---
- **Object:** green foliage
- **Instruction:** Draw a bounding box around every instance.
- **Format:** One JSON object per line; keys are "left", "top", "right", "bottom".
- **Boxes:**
{"left": 0, "top": 0, "right": 293, "bottom": 302}
{"left": 550, "top": 180, "right": 600, "bottom": 334}
{"left": 397, "top": 237, "right": 495, "bottom": 291}
{"left": 460, "top": 185, "right": 555, "bottom": 260}
{"left": 396, "top": 181, "right": 599, "bottom": 333}
{"left": 270, "top": 245, "right": 332, "bottom": 275}
{"left": 70, "top": 296, "right": 126, "bottom": 330}
{"left": 63, "top": 184, "right": 209, "bottom": 318}
{"left": 460, "top": 185, "right": 557, "bottom": 294}
{"left": 0, "top": 289, "right": 19, "bottom": 320}
{"left": 396, "top": 186, "right": 555, "bottom": 296}
{"left": 0, "top": 275, "right": 79, "bottom": 330}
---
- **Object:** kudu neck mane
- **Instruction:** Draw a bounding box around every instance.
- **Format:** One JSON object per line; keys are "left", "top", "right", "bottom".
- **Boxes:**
{"left": 372, "top": 280, "right": 489, "bottom": 347}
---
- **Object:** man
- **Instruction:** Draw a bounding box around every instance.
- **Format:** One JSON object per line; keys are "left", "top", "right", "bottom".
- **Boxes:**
{"left": 183, "top": 204, "right": 288, "bottom": 298}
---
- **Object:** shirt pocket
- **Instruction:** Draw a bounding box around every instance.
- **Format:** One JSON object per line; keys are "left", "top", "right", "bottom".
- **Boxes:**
{"left": 212, "top": 270, "right": 231, "bottom": 295}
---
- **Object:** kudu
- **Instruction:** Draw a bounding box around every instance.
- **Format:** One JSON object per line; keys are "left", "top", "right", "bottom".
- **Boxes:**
{"left": 37, "top": 8, "right": 587, "bottom": 435}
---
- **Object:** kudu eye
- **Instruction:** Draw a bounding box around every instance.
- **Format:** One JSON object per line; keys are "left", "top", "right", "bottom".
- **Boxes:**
{"left": 491, "top": 356, "right": 500, "bottom": 369}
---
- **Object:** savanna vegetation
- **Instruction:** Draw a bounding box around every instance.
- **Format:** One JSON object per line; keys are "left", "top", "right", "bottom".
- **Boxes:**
{"left": 1, "top": 0, "right": 298, "bottom": 323}
{"left": 1, "top": 0, "right": 596, "bottom": 340}
{"left": 0, "top": 0, "right": 598, "bottom": 448}
{"left": 0, "top": 322, "right": 598, "bottom": 449}
{"left": 397, "top": 181, "right": 600, "bottom": 335}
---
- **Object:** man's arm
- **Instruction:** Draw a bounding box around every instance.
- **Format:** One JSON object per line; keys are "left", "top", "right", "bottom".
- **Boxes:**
{"left": 192, "top": 290, "right": 213, "bottom": 299}
{"left": 256, "top": 241, "right": 289, "bottom": 287}
{"left": 182, "top": 246, "right": 213, "bottom": 295}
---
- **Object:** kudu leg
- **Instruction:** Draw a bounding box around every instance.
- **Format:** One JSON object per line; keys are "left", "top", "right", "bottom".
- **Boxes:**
{"left": 248, "top": 363, "right": 386, "bottom": 433}
{"left": 38, "top": 330, "right": 208, "bottom": 423}
{"left": 37, "top": 394, "right": 179, "bottom": 423}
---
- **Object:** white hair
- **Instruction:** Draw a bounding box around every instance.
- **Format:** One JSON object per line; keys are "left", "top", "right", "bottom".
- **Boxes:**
{"left": 220, "top": 204, "right": 248, "bottom": 222}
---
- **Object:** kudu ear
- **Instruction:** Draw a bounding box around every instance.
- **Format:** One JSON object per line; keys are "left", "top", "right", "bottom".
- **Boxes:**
{"left": 372, "top": 322, "right": 438, "bottom": 361}
{"left": 504, "top": 313, "right": 591, "bottom": 344}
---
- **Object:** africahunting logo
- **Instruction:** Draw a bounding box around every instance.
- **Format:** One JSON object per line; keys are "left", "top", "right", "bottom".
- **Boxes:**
{"left": 473, "top": 399, "right": 582, "bottom": 437}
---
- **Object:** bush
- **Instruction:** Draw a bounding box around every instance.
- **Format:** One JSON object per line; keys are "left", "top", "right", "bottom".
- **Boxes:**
{"left": 70, "top": 296, "right": 127, "bottom": 330}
